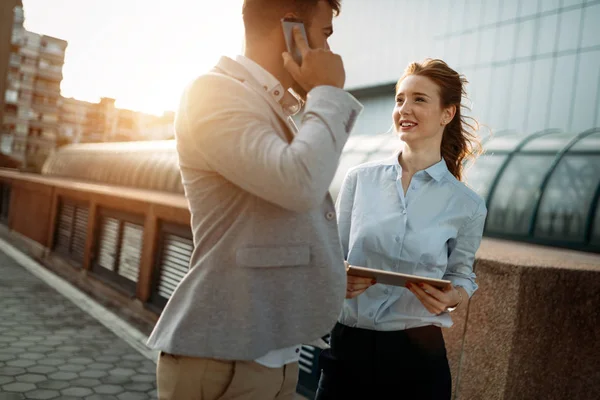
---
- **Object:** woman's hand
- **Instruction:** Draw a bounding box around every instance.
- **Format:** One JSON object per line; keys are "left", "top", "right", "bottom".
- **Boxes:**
{"left": 406, "top": 282, "right": 463, "bottom": 315}
{"left": 345, "top": 261, "right": 376, "bottom": 299}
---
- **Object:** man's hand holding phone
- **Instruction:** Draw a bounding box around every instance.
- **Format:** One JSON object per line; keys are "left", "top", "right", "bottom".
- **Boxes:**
{"left": 282, "top": 27, "right": 346, "bottom": 92}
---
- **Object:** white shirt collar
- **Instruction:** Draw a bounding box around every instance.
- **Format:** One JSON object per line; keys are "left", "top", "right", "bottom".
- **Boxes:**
{"left": 235, "top": 55, "right": 301, "bottom": 116}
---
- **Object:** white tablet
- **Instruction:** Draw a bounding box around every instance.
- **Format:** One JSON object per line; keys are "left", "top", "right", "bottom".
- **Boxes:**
{"left": 346, "top": 265, "right": 451, "bottom": 290}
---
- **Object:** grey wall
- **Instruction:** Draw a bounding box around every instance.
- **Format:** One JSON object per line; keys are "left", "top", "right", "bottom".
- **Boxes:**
{"left": 330, "top": 0, "right": 600, "bottom": 136}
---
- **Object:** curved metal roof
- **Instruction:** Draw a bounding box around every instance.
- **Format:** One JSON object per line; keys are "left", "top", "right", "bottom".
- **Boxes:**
{"left": 42, "top": 128, "right": 600, "bottom": 253}
{"left": 42, "top": 140, "right": 184, "bottom": 194}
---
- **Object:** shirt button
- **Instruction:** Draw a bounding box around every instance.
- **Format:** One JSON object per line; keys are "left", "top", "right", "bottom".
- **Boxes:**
{"left": 326, "top": 211, "right": 335, "bottom": 220}
{"left": 384, "top": 289, "right": 389, "bottom": 295}
{"left": 274, "top": 90, "right": 280, "bottom": 96}
{"left": 402, "top": 210, "right": 407, "bottom": 215}
{"left": 369, "top": 312, "right": 374, "bottom": 318}
{"left": 395, "top": 236, "right": 400, "bottom": 243}
{"left": 295, "top": 348, "right": 300, "bottom": 353}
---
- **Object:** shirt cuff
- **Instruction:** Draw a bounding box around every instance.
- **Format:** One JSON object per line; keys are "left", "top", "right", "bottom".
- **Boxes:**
{"left": 446, "top": 276, "right": 478, "bottom": 298}
{"left": 304, "top": 86, "right": 364, "bottom": 141}
{"left": 309, "top": 85, "right": 364, "bottom": 113}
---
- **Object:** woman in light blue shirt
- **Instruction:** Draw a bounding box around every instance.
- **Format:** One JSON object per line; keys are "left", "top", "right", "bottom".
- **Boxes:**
{"left": 316, "top": 59, "right": 487, "bottom": 400}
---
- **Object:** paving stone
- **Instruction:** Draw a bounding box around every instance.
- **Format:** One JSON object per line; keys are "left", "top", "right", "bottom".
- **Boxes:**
{"left": 2, "top": 382, "right": 36, "bottom": 392}
{"left": 94, "top": 384, "right": 125, "bottom": 395}
{"left": 55, "top": 346, "right": 81, "bottom": 353}
{"left": 19, "top": 353, "right": 45, "bottom": 360}
{"left": 46, "top": 351, "right": 73, "bottom": 359}
{"left": 0, "top": 393, "right": 25, "bottom": 399}
{"left": 15, "top": 373, "right": 47, "bottom": 383}
{"left": 0, "top": 366, "right": 26, "bottom": 376}
{"left": 122, "top": 354, "right": 145, "bottom": 362}
{"left": 71, "top": 356, "right": 95, "bottom": 365}
{"left": 131, "top": 374, "right": 156, "bottom": 383}
{"left": 124, "top": 382, "right": 154, "bottom": 392}
{"left": 88, "top": 362, "right": 113, "bottom": 370}
{"left": 36, "top": 380, "right": 70, "bottom": 390}
{"left": 95, "top": 355, "right": 121, "bottom": 363}
{"left": 109, "top": 368, "right": 136, "bottom": 377}
{"left": 6, "top": 359, "right": 36, "bottom": 368}
{"left": 48, "top": 371, "right": 79, "bottom": 380}
{"left": 0, "top": 375, "right": 15, "bottom": 385}
{"left": 85, "top": 395, "right": 119, "bottom": 400}
{"left": 24, "top": 389, "right": 61, "bottom": 399}
{"left": 38, "top": 358, "right": 65, "bottom": 366}
{"left": 101, "top": 375, "right": 131, "bottom": 385}
{"left": 80, "top": 370, "right": 109, "bottom": 379}
{"left": 70, "top": 377, "right": 103, "bottom": 387}
{"left": 27, "top": 365, "right": 58, "bottom": 374}
{"left": 62, "top": 387, "right": 95, "bottom": 396}
{"left": 20, "top": 335, "right": 45, "bottom": 342}
{"left": 26, "top": 346, "right": 54, "bottom": 353}
{"left": 117, "top": 392, "right": 148, "bottom": 400}
{"left": 0, "top": 347, "right": 22, "bottom": 354}
{"left": 0, "top": 353, "right": 17, "bottom": 362}
{"left": 58, "top": 363, "right": 86, "bottom": 372}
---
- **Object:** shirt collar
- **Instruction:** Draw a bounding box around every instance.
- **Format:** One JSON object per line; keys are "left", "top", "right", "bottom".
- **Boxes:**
{"left": 235, "top": 55, "right": 301, "bottom": 116}
{"left": 390, "top": 149, "right": 449, "bottom": 182}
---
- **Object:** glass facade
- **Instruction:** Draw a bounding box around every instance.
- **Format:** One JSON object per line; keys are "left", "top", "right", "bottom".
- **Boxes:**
{"left": 329, "top": 128, "right": 600, "bottom": 253}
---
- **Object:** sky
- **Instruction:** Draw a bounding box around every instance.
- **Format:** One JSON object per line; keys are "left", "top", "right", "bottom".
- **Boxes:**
{"left": 21, "top": 0, "right": 245, "bottom": 115}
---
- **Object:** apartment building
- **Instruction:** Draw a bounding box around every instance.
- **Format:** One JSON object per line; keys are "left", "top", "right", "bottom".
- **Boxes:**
{"left": 59, "top": 97, "right": 174, "bottom": 144}
{"left": 1, "top": 3, "right": 67, "bottom": 171}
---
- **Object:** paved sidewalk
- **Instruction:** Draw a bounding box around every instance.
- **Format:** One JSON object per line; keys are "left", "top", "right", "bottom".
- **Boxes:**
{"left": 0, "top": 250, "right": 157, "bottom": 400}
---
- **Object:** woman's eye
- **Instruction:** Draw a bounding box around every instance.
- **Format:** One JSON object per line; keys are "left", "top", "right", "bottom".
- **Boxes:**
{"left": 396, "top": 98, "right": 404, "bottom": 104}
{"left": 416, "top": 97, "right": 426, "bottom": 102}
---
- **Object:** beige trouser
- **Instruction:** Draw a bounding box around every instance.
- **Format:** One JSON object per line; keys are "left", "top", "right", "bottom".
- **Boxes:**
{"left": 156, "top": 352, "right": 300, "bottom": 400}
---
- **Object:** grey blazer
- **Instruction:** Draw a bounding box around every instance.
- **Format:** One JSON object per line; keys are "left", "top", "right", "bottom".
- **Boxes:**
{"left": 146, "top": 56, "right": 363, "bottom": 360}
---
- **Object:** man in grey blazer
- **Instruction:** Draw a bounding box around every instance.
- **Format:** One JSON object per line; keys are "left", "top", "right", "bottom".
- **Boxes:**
{"left": 147, "top": 0, "right": 362, "bottom": 398}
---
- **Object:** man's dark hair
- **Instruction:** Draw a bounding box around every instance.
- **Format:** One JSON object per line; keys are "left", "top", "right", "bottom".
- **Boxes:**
{"left": 242, "top": 0, "right": 341, "bottom": 39}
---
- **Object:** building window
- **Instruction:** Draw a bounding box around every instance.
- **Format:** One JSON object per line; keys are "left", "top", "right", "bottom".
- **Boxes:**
{"left": 4, "top": 90, "right": 18, "bottom": 104}
{"left": 149, "top": 222, "right": 192, "bottom": 310}
{"left": 53, "top": 199, "right": 89, "bottom": 265}
{"left": 92, "top": 209, "right": 145, "bottom": 295}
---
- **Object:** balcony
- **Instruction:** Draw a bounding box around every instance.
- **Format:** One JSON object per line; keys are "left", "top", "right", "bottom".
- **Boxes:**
{"left": 2, "top": 114, "right": 18, "bottom": 126}
{"left": 31, "top": 101, "right": 59, "bottom": 114}
{"left": 34, "top": 82, "right": 61, "bottom": 98}
{"left": 9, "top": 54, "right": 20, "bottom": 68}
{"left": 40, "top": 48, "right": 65, "bottom": 64}
{"left": 36, "top": 65, "right": 63, "bottom": 82}
{"left": 28, "top": 118, "right": 58, "bottom": 132}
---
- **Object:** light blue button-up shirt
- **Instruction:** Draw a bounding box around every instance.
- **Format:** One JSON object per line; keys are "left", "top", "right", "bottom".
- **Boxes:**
{"left": 337, "top": 151, "right": 487, "bottom": 331}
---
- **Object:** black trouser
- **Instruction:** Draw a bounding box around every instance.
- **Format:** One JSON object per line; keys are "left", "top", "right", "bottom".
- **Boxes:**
{"left": 315, "top": 323, "right": 451, "bottom": 400}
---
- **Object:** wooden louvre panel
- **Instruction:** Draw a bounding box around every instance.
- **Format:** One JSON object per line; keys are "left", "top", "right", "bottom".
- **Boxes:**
{"left": 157, "top": 233, "right": 192, "bottom": 300}
{"left": 71, "top": 206, "right": 89, "bottom": 262}
{"left": 116, "top": 221, "right": 143, "bottom": 283}
{"left": 97, "top": 217, "right": 120, "bottom": 271}
{"left": 299, "top": 346, "right": 317, "bottom": 374}
{"left": 54, "top": 202, "right": 74, "bottom": 254}
{"left": 0, "top": 184, "right": 10, "bottom": 220}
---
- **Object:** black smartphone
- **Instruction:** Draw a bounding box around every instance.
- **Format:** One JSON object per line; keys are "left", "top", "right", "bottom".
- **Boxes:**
{"left": 281, "top": 17, "right": 309, "bottom": 64}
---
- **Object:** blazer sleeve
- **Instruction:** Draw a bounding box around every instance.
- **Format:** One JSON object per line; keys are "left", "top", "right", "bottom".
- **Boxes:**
{"left": 176, "top": 74, "right": 363, "bottom": 212}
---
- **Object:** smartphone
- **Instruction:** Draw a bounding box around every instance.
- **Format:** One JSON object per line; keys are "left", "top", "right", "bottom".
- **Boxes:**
{"left": 281, "top": 17, "right": 309, "bottom": 65}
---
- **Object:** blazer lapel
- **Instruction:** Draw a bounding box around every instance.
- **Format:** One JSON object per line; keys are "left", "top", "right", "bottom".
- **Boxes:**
{"left": 213, "top": 57, "right": 295, "bottom": 143}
